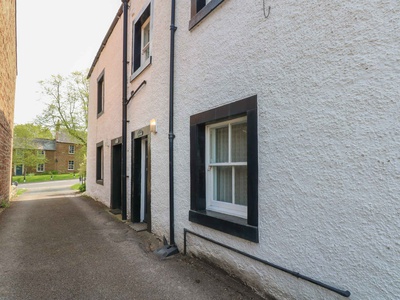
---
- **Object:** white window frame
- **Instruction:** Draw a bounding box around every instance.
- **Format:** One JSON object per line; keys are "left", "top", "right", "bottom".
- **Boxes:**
{"left": 141, "top": 17, "right": 151, "bottom": 66}
{"left": 68, "top": 160, "right": 74, "bottom": 171}
{"left": 131, "top": 2, "right": 152, "bottom": 80}
{"left": 205, "top": 116, "right": 247, "bottom": 218}
{"left": 69, "top": 145, "right": 75, "bottom": 154}
{"left": 37, "top": 164, "right": 45, "bottom": 173}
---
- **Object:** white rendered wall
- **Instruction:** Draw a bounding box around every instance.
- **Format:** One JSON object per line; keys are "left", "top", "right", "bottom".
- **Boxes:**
{"left": 87, "top": 1, "right": 400, "bottom": 299}
{"left": 170, "top": 0, "right": 400, "bottom": 299}
{"left": 125, "top": 0, "right": 172, "bottom": 235}
{"left": 86, "top": 14, "right": 123, "bottom": 208}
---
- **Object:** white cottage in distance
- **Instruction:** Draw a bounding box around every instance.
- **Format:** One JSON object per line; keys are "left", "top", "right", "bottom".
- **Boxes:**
{"left": 86, "top": 1, "right": 400, "bottom": 299}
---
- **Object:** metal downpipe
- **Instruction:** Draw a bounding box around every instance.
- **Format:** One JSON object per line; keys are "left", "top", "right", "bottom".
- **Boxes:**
{"left": 121, "top": 0, "right": 129, "bottom": 220}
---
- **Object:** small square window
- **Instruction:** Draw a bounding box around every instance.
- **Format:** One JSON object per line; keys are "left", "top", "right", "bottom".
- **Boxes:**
{"left": 68, "top": 161, "right": 74, "bottom": 170}
{"left": 69, "top": 145, "right": 75, "bottom": 154}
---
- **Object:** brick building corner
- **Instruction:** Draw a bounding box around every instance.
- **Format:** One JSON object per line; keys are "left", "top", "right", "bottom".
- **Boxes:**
{"left": 0, "top": 0, "right": 17, "bottom": 203}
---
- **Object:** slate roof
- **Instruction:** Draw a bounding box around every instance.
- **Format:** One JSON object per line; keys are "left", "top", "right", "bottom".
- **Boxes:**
{"left": 13, "top": 138, "right": 56, "bottom": 151}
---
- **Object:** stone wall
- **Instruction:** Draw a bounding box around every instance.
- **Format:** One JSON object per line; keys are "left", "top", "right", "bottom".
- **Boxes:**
{"left": 0, "top": 0, "right": 17, "bottom": 202}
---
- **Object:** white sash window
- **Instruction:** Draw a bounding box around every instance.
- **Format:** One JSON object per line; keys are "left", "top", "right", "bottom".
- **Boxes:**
{"left": 206, "top": 117, "right": 247, "bottom": 218}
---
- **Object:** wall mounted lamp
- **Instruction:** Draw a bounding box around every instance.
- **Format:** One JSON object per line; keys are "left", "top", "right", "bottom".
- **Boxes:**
{"left": 150, "top": 119, "right": 157, "bottom": 134}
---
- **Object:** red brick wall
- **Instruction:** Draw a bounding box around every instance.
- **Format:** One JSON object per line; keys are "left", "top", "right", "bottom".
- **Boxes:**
{"left": 0, "top": 0, "right": 17, "bottom": 202}
{"left": 54, "top": 143, "right": 83, "bottom": 174}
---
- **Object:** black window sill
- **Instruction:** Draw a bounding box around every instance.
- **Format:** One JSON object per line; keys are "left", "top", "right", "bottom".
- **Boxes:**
{"left": 96, "top": 179, "right": 104, "bottom": 185}
{"left": 189, "top": 0, "right": 225, "bottom": 31}
{"left": 189, "top": 210, "right": 259, "bottom": 243}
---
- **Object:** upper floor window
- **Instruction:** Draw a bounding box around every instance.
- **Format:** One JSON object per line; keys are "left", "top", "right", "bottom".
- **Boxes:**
{"left": 132, "top": 3, "right": 151, "bottom": 79}
{"left": 189, "top": 0, "right": 225, "bottom": 30}
{"left": 97, "top": 71, "right": 105, "bottom": 116}
{"left": 69, "top": 145, "right": 75, "bottom": 154}
{"left": 37, "top": 150, "right": 45, "bottom": 157}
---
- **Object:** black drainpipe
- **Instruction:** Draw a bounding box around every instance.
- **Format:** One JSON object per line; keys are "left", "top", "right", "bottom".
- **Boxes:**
{"left": 121, "top": 0, "right": 129, "bottom": 221}
{"left": 168, "top": 0, "right": 177, "bottom": 246}
{"left": 155, "top": 0, "right": 179, "bottom": 258}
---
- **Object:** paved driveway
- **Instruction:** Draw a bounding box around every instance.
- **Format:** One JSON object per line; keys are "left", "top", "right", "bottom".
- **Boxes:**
{"left": 0, "top": 181, "right": 263, "bottom": 300}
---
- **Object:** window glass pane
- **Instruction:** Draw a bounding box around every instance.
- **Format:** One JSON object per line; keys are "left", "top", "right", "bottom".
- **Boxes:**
{"left": 213, "top": 166, "right": 232, "bottom": 203}
{"left": 142, "top": 20, "right": 150, "bottom": 61}
{"left": 234, "top": 166, "right": 247, "bottom": 206}
{"left": 143, "top": 22, "right": 150, "bottom": 45}
{"left": 232, "top": 122, "right": 247, "bottom": 162}
{"left": 210, "top": 126, "right": 228, "bottom": 163}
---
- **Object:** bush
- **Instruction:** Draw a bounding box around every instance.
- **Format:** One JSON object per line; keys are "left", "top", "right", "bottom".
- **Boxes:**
{"left": 79, "top": 183, "right": 86, "bottom": 193}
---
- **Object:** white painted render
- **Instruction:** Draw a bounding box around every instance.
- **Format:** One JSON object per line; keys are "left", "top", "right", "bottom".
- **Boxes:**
{"left": 87, "top": 1, "right": 400, "bottom": 299}
{"left": 86, "top": 10, "right": 123, "bottom": 207}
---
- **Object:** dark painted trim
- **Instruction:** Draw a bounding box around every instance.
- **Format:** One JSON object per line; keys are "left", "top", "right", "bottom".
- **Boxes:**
{"left": 189, "top": 95, "right": 258, "bottom": 243}
{"left": 189, "top": 0, "right": 225, "bottom": 30}
{"left": 189, "top": 210, "right": 259, "bottom": 242}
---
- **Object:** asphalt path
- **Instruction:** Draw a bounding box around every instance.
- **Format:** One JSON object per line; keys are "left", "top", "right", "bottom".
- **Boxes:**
{"left": 0, "top": 180, "right": 264, "bottom": 300}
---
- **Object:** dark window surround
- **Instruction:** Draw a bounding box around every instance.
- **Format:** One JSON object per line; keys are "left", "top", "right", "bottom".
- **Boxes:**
{"left": 131, "top": 3, "right": 151, "bottom": 80}
{"left": 189, "top": 0, "right": 225, "bottom": 30}
{"left": 189, "top": 95, "right": 259, "bottom": 243}
{"left": 96, "top": 141, "right": 104, "bottom": 185}
{"left": 97, "top": 70, "right": 105, "bottom": 117}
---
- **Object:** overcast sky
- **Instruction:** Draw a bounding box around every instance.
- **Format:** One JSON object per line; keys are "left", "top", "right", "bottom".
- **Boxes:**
{"left": 14, "top": 0, "right": 122, "bottom": 125}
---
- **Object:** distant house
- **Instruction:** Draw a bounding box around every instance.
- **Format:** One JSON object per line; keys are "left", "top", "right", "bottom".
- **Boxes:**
{"left": 0, "top": 0, "right": 17, "bottom": 202}
{"left": 13, "top": 135, "right": 83, "bottom": 175}
{"left": 86, "top": 1, "right": 399, "bottom": 299}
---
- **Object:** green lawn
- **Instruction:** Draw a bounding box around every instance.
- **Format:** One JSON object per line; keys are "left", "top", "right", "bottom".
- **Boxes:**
{"left": 12, "top": 173, "right": 79, "bottom": 184}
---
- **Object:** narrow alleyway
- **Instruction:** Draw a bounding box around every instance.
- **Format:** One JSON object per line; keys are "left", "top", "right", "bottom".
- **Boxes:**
{"left": 0, "top": 181, "right": 263, "bottom": 300}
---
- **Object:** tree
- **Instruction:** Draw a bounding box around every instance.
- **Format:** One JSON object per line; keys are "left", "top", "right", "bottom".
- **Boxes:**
{"left": 35, "top": 70, "right": 88, "bottom": 147}
{"left": 12, "top": 124, "right": 52, "bottom": 180}
{"left": 13, "top": 123, "right": 53, "bottom": 140}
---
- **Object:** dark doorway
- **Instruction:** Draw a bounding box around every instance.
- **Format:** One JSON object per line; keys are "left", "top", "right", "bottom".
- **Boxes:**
{"left": 16, "top": 164, "right": 23, "bottom": 176}
{"left": 131, "top": 127, "right": 151, "bottom": 231}
{"left": 111, "top": 141, "right": 122, "bottom": 212}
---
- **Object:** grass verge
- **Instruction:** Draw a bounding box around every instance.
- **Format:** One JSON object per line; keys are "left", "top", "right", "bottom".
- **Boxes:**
{"left": 12, "top": 173, "right": 79, "bottom": 184}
